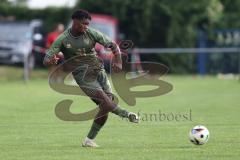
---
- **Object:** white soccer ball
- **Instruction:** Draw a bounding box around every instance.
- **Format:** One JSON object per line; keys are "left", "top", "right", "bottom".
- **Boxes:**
{"left": 189, "top": 125, "right": 210, "bottom": 145}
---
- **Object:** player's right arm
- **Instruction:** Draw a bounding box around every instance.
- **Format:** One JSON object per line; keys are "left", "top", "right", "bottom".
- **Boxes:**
{"left": 43, "top": 35, "right": 63, "bottom": 67}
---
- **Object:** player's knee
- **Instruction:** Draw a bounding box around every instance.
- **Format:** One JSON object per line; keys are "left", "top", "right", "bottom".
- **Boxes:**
{"left": 91, "top": 98, "right": 101, "bottom": 105}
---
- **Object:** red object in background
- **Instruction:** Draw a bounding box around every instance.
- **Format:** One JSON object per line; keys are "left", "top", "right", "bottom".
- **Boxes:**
{"left": 91, "top": 14, "right": 118, "bottom": 41}
{"left": 46, "top": 31, "right": 61, "bottom": 49}
{"left": 45, "top": 24, "right": 65, "bottom": 60}
{"left": 90, "top": 14, "right": 119, "bottom": 61}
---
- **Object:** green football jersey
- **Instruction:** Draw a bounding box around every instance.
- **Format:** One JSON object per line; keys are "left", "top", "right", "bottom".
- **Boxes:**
{"left": 45, "top": 27, "right": 112, "bottom": 68}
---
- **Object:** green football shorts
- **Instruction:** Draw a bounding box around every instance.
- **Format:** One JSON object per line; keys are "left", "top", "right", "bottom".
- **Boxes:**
{"left": 72, "top": 66, "right": 112, "bottom": 94}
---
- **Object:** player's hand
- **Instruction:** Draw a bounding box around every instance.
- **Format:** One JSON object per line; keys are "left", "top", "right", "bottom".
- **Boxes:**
{"left": 112, "top": 62, "right": 122, "bottom": 73}
{"left": 43, "top": 55, "right": 59, "bottom": 66}
{"left": 50, "top": 55, "right": 60, "bottom": 65}
{"left": 111, "top": 52, "right": 122, "bottom": 73}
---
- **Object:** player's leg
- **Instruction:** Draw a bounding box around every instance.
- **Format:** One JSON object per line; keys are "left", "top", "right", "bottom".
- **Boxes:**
{"left": 80, "top": 87, "right": 111, "bottom": 147}
{"left": 98, "top": 69, "right": 140, "bottom": 122}
{"left": 73, "top": 69, "right": 139, "bottom": 147}
{"left": 75, "top": 68, "right": 137, "bottom": 120}
{"left": 81, "top": 86, "right": 139, "bottom": 147}
{"left": 82, "top": 104, "right": 108, "bottom": 147}
{"left": 72, "top": 68, "right": 109, "bottom": 147}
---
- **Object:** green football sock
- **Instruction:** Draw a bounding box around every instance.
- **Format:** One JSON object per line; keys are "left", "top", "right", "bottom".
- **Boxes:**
{"left": 112, "top": 107, "right": 129, "bottom": 118}
{"left": 87, "top": 122, "right": 102, "bottom": 139}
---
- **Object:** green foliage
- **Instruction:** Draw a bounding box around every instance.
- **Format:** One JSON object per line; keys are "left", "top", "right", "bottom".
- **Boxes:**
{"left": 217, "top": 0, "right": 240, "bottom": 28}
{"left": 76, "top": 0, "right": 170, "bottom": 47}
{"left": 0, "top": 0, "right": 10, "bottom": 5}
{"left": 75, "top": 0, "right": 226, "bottom": 73}
{"left": 76, "top": 0, "right": 223, "bottom": 48}
{"left": 0, "top": 5, "right": 71, "bottom": 33}
{"left": 0, "top": 0, "right": 232, "bottom": 47}
{"left": 1, "top": 0, "right": 239, "bottom": 73}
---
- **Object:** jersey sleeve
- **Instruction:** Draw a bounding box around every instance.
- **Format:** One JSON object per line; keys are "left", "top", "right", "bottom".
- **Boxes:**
{"left": 88, "top": 28, "right": 112, "bottom": 47}
{"left": 45, "top": 34, "right": 64, "bottom": 58}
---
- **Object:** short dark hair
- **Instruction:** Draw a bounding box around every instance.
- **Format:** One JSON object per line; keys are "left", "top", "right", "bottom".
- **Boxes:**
{"left": 71, "top": 9, "right": 91, "bottom": 20}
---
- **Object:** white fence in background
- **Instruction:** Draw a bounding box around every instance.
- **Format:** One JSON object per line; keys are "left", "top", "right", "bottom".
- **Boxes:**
{"left": 129, "top": 47, "right": 240, "bottom": 80}
{"left": 22, "top": 47, "right": 240, "bottom": 81}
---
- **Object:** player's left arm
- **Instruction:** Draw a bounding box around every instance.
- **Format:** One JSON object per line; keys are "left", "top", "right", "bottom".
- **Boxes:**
{"left": 89, "top": 28, "right": 122, "bottom": 72}
{"left": 106, "top": 42, "right": 122, "bottom": 72}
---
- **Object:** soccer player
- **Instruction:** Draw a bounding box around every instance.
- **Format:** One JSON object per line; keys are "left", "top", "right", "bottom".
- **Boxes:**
{"left": 43, "top": 9, "right": 139, "bottom": 148}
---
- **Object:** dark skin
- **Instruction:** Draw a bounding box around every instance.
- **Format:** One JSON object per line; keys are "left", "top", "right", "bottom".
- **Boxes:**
{"left": 71, "top": 18, "right": 90, "bottom": 36}
{"left": 43, "top": 18, "right": 122, "bottom": 72}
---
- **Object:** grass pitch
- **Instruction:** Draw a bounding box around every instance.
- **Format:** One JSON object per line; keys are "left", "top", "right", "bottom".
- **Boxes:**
{"left": 0, "top": 68, "right": 239, "bottom": 160}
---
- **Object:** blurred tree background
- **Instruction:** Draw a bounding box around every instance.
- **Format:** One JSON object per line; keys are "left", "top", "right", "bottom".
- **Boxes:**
{"left": 0, "top": 0, "right": 229, "bottom": 46}
{"left": 0, "top": 0, "right": 72, "bottom": 33}
{"left": 76, "top": 0, "right": 225, "bottom": 47}
{"left": 0, "top": 0, "right": 239, "bottom": 73}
